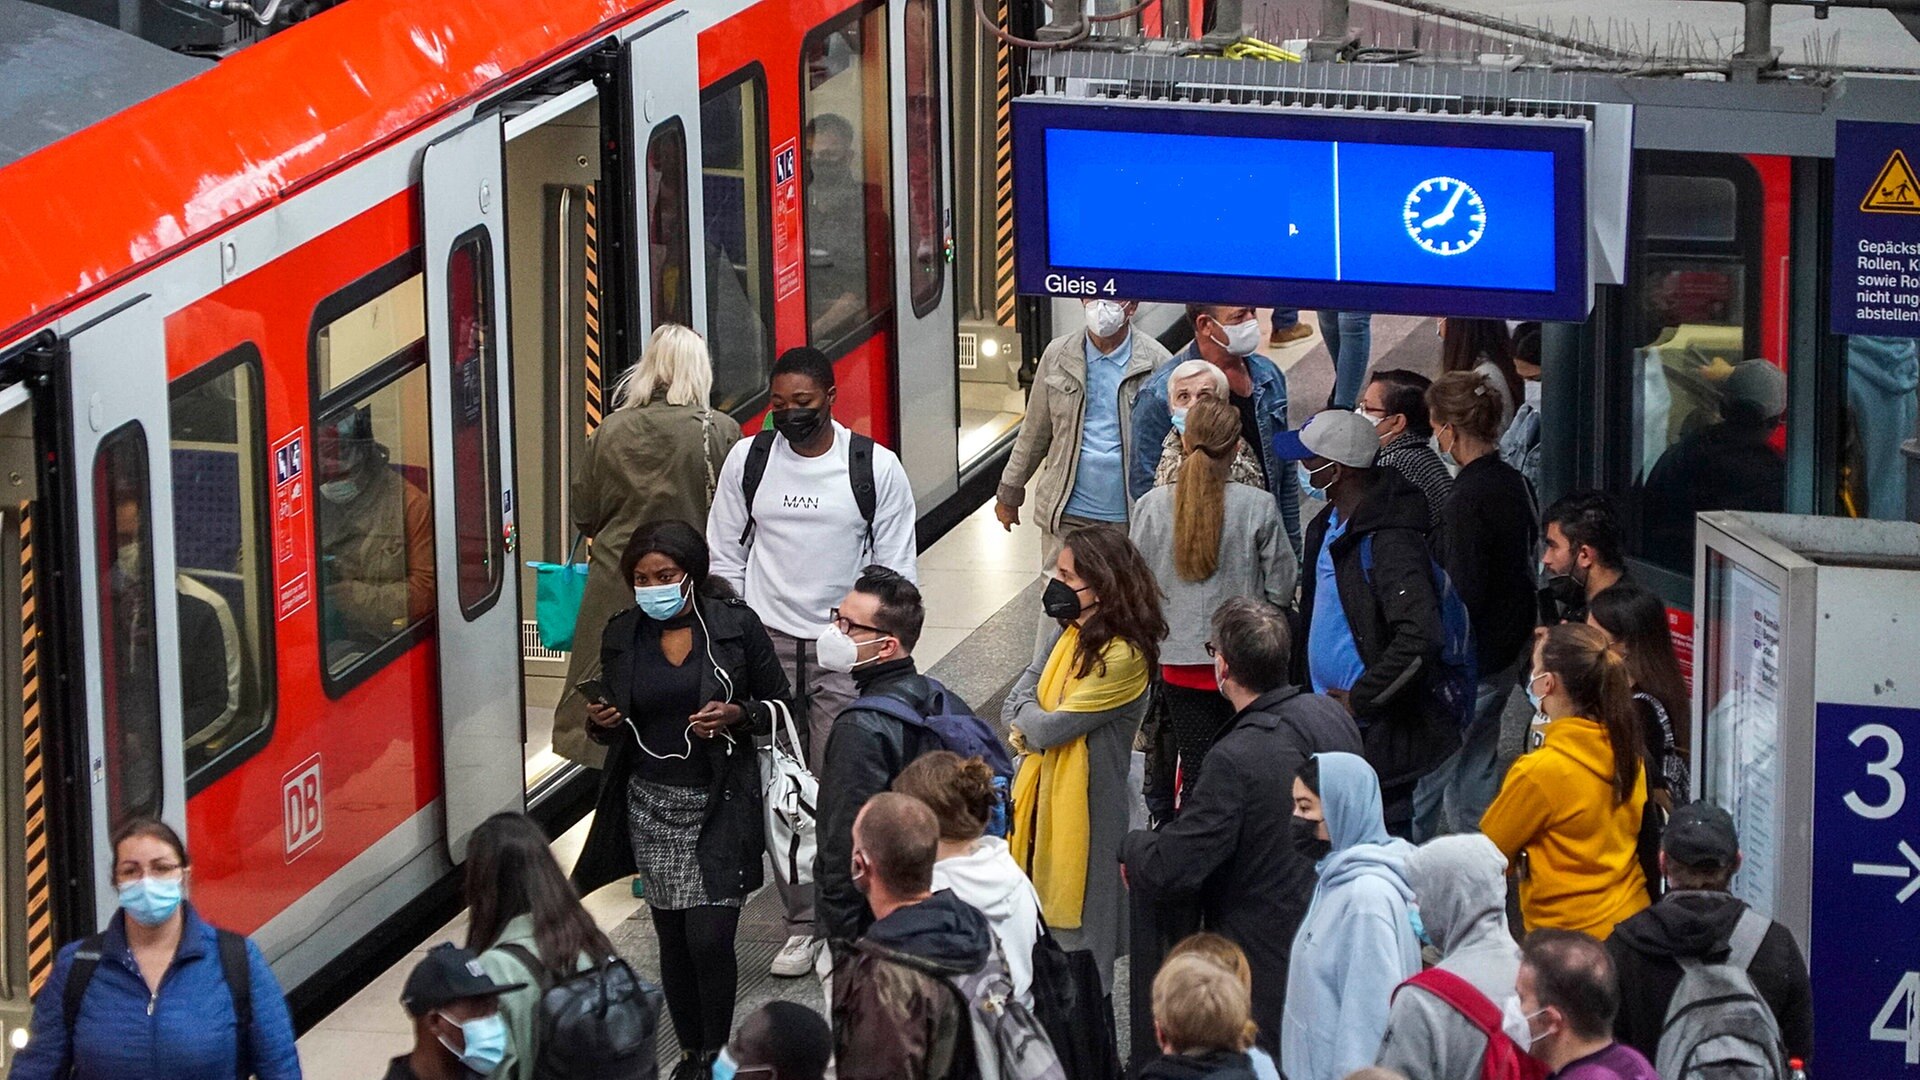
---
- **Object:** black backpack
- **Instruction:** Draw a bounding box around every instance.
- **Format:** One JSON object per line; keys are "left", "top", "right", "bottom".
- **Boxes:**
{"left": 1028, "top": 922, "right": 1120, "bottom": 1080}
{"left": 737, "top": 428, "right": 877, "bottom": 549}
{"left": 64, "top": 928, "right": 252, "bottom": 1079}
{"left": 500, "top": 944, "right": 664, "bottom": 1080}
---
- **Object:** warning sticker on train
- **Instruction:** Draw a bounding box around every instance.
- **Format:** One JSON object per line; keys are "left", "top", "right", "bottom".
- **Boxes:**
{"left": 271, "top": 428, "right": 315, "bottom": 619}
{"left": 1862, "top": 150, "right": 1920, "bottom": 215}
{"left": 773, "top": 139, "right": 802, "bottom": 300}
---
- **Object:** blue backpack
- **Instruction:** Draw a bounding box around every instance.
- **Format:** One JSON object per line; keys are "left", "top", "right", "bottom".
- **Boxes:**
{"left": 1358, "top": 533, "right": 1479, "bottom": 730}
{"left": 850, "top": 677, "right": 1016, "bottom": 836}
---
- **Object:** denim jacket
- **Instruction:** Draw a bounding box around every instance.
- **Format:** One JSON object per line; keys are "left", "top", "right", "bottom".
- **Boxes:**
{"left": 1128, "top": 344, "right": 1302, "bottom": 556}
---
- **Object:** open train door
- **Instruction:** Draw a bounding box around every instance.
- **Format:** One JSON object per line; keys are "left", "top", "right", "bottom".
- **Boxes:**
{"left": 890, "top": 0, "right": 959, "bottom": 504}
{"left": 626, "top": 6, "right": 709, "bottom": 343}
{"left": 421, "top": 115, "right": 525, "bottom": 862}
{"left": 60, "top": 298, "right": 188, "bottom": 923}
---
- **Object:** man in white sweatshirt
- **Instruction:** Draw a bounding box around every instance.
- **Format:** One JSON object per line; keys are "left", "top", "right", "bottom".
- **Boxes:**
{"left": 707, "top": 345, "right": 919, "bottom": 976}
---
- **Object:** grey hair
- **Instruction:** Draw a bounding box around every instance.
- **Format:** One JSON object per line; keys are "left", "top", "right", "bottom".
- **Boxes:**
{"left": 1167, "top": 358, "right": 1228, "bottom": 399}
{"left": 1209, "top": 597, "right": 1293, "bottom": 694}
{"left": 611, "top": 323, "right": 714, "bottom": 411}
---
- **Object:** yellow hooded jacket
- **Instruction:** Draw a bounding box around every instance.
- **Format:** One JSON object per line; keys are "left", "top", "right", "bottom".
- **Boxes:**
{"left": 1479, "top": 715, "right": 1649, "bottom": 939}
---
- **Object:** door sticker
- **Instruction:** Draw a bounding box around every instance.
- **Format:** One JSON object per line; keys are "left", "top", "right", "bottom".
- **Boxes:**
{"left": 773, "top": 139, "right": 802, "bottom": 300}
{"left": 271, "top": 429, "right": 314, "bottom": 619}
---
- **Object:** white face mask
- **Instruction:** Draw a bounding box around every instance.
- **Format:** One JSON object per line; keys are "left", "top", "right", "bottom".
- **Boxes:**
{"left": 115, "top": 542, "right": 141, "bottom": 580}
{"left": 1210, "top": 318, "right": 1262, "bottom": 358}
{"left": 816, "top": 623, "right": 891, "bottom": 673}
{"left": 1524, "top": 379, "right": 1543, "bottom": 410}
{"left": 1500, "top": 995, "right": 1545, "bottom": 1049}
{"left": 1085, "top": 300, "right": 1128, "bottom": 339}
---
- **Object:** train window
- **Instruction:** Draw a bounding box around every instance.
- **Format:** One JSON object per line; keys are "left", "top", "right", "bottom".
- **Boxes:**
{"left": 169, "top": 349, "right": 275, "bottom": 790}
{"left": 647, "top": 118, "right": 695, "bottom": 332}
{"left": 94, "top": 423, "right": 163, "bottom": 829}
{"left": 801, "top": 0, "right": 894, "bottom": 355}
{"left": 701, "top": 67, "right": 775, "bottom": 414}
{"left": 903, "top": 0, "right": 944, "bottom": 316}
{"left": 447, "top": 232, "right": 504, "bottom": 618}
{"left": 310, "top": 258, "right": 436, "bottom": 695}
{"left": 1838, "top": 334, "right": 1920, "bottom": 521}
{"left": 1623, "top": 158, "right": 1784, "bottom": 571}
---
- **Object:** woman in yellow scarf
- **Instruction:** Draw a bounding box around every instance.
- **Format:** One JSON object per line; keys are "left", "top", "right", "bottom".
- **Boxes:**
{"left": 1006, "top": 525, "right": 1167, "bottom": 992}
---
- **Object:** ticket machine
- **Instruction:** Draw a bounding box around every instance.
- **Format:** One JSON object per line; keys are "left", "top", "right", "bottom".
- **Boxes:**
{"left": 1694, "top": 511, "right": 1920, "bottom": 1074}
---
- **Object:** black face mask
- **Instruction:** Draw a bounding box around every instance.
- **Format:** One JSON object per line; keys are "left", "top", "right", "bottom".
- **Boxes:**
{"left": 1291, "top": 815, "right": 1332, "bottom": 863}
{"left": 771, "top": 406, "right": 828, "bottom": 445}
{"left": 1041, "top": 577, "right": 1087, "bottom": 621}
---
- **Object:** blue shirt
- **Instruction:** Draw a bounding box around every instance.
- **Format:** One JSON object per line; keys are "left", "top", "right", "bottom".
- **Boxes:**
{"left": 1061, "top": 333, "right": 1132, "bottom": 522}
{"left": 1309, "top": 511, "right": 1367, "bottom": 695}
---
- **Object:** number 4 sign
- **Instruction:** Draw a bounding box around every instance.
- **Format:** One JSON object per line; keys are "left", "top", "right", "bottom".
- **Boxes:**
{"left": 1872, "top": 972, "right": 1920, "bottom": 1065}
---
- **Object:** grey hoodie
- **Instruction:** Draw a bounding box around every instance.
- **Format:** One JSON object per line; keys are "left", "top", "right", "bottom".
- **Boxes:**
{"left": 1375, "top": 834, "right": 1524, "bottom": 1080}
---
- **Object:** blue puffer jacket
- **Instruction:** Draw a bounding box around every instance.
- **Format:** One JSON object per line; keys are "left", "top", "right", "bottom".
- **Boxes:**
{"left": 11, "top": 905, "right": 301, "bottom": 1080}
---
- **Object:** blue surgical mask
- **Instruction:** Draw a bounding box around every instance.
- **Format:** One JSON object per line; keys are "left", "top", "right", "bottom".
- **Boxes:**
{"left": 712, "top": 1048, "right": 744, "bottom": 1080}
{"left": 1297, "top": 461, "right": 1335, "bottom": 501}
{"left": 117, "top": 875, "right": 184, "bottom": 927}
{"left": 319, "top": 477, "right": 361, "bottom": 504}
{"left": 634, "top": 580, "right": 688, "bottom": 621}
{"left": 440, "top": 1011, "right": 508, "bottom": 1074}
{"left": 1171, "top": 407, "right": 1189, "bottom": 436}
{"left": 1525, "top": 670, "right": 1548, "bottom": 712}
{"left": 1409, "top": 906, "right": 1432, "bottom": 948}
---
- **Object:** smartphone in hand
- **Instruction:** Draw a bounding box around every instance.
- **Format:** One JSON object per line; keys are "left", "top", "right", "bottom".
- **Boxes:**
{"left": 577, "top": 679, "right": 613, "bottom": 708}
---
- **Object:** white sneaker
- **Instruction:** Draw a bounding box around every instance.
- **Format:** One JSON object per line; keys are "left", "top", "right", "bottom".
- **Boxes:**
{"left": 770, "top": 934, "right": 818, "bottom": 978}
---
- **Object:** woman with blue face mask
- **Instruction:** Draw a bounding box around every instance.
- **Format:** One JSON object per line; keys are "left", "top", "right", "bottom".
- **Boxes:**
{"left": 571, "top": 520, "right": 793, "bottom": 1080}
{"left": 10, "top": 818, "right": 301, "bottom": 1080}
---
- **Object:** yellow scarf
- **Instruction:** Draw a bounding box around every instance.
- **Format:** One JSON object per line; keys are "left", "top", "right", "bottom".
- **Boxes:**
{"left": 1009, "top": 625, "right": 1147, "bottom": 929}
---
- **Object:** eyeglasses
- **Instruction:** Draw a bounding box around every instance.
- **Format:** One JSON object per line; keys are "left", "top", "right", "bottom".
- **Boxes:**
{"left": 1203, "top": 641, "right": 1218, "bottom": 657}
{"left": 829, "top": 607, "right": 885, "bottom": 636}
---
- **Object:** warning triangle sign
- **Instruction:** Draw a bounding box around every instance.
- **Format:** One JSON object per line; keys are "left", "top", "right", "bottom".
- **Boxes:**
{"left": 1862, "top": 149, "right": 1920, "bottom": 214}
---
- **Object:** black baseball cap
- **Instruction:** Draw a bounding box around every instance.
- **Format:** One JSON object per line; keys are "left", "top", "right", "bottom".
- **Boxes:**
{"left": 400, "top": 943, "right": 526, "bottom": 1017}
{"left": 1662, "top": 801, "right": 1740, "bottom": 869}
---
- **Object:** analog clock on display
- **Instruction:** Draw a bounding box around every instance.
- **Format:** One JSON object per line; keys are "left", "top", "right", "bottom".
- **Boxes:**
{"left": 1403, "top": 176, "right": 1486, "bottom": 256}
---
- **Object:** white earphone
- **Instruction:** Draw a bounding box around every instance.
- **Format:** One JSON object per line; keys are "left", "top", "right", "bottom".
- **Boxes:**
{"left": 625, "top": 586, "right": 739, "bottom": 761}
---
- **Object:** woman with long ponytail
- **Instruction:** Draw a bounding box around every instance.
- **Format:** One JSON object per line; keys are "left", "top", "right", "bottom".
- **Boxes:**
{"left": 1130, "top": 397, "right": 1297, "bottom": 823}
{"left": 1480, "top": 623, "right": 1650, "bottom": 937}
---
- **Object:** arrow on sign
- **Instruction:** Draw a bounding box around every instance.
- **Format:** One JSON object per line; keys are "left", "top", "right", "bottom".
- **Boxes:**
{"left": 1854, "top": 840, "right": 1920, "bottom": 903}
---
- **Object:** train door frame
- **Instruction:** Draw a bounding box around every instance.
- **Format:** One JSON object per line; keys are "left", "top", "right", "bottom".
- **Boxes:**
{"left": 55, "top": 298, "right": 188, "bottom": 924}
{"left": 0, "top": 383, "right": 41, "bottom": 1063}
{"left": 626, "top": 7, "right": 710, "bottom": 345}
{"left": 890, "top": 0, "right": 961, "bottom": 507}
{"left": 420, "top": 118, "right": 526, "bottom": 862}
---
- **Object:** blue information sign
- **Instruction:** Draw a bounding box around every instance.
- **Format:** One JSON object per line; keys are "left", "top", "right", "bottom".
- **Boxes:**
{"left": 1012, "top": 98, "right": 1589, "bottom": 320}
{"left": 1811, "top": 700, "right": 1920, "bottom": 1073}
{"left": 1831, "top": 120, "right": 1920, "bottom": 338}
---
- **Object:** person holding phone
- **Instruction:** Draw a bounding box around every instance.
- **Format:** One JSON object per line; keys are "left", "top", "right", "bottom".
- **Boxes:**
{"left": 569, "top": 520, "right": 792, "bottom": 1080}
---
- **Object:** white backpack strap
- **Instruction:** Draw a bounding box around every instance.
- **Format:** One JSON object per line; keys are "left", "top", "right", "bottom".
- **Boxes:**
{"left": 1725, "top": 907, "right": 1770, "bottom": 970}
{"left": 767, "top": 699, "right": 807, "bottom": 765}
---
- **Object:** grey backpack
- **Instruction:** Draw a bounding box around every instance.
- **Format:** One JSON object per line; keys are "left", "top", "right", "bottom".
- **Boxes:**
{"left": 1654, "top": 907, "right": 1790, "bottom": 1080}
{"left": 944, "top": 939, "right": 1067, "bottom": 1080}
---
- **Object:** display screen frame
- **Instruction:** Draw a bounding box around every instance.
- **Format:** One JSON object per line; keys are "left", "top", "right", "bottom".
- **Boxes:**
{"left": 1011, "top": 96, "right": 1592, "bottom": 321}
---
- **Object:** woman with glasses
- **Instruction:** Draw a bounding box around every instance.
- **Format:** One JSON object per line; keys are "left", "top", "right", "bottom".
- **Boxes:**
{"left": 13, "top": 817, "right": 301, "bottom": 1080}
{"left": 569, "top": 519, "right": 792, "bottom": 1080}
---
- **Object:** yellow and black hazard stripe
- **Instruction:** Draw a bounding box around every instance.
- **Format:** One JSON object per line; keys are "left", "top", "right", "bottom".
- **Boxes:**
{"left": 993, "top": 0, "right": 1017, "bottom": 326}
{"left": 585, "top": 181, "right": 605, "bottom": 435}
{"left": 20, "top": 505, "right": 50, "bottom": 995}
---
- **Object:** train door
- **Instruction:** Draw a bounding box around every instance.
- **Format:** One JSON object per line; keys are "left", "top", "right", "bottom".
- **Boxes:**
{"left": 630, "top": 8, "right": 709, "bottom": 343}
{"left": 0, "top": 384, "right": 43, "bottom": 1064}
{"left": 60, "top": 299, "right": 188, "bottom": 921}
{"left": 421, "top": 118, "right": 524, "bottom": 861}
{"left": 891, "top": 0, "right": 959, "bottom": 503}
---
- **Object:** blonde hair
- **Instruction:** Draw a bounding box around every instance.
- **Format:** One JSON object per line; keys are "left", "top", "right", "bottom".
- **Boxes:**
{"left": 1426, "top": 369, "right": 1505, "bottom": 443}
{"left": 1167, "top": 358, "right": 1228, "bottom": 407}
{"left": 1172, "top": 397, "right": 1238, "bottom": 582}
{"left": 612, "top": 323, "right": 713, "bottom": 410}
{"left": 1153, "top": 953, "right": 1256, "bottom": 1054}
{"left": 1166, "top": 933, "right": 1253, "bottom": 993}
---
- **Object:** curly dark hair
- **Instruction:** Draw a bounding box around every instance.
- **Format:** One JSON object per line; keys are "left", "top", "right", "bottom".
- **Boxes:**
{"left": 1059, "top": 524, "right": 1166, "bottom": 678}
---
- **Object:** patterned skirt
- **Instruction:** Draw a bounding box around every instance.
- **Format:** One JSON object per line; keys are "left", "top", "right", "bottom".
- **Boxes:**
{"left": 625, "top": 774, "right": 740, "bottom": 910}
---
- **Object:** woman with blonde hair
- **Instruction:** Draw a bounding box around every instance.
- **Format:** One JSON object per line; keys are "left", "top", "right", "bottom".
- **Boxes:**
{"left": 555, "top": 323, "right": 742, "bottom": 769}
{"left": 1131, "top": 397, "right": 1296, "bottom": 823}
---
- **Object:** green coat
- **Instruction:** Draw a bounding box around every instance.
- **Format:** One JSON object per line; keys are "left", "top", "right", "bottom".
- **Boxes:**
{"left": 554, "top": 400, "right": 741, "bottom": 766}
{"left": 476, "top": 914, "right": 597, "bottom": 1080}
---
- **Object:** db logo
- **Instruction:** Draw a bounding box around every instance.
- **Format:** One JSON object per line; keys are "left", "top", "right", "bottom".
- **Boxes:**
{"left": 283, "top": 755, "right": 324, "bottom": 862}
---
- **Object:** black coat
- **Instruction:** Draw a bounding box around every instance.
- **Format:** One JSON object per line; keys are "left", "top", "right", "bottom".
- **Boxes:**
{"left": 570, "top": 595, "right": 792, "bottom": 899}
{"left": 1299, "top": 469, "right": 1460, "bottom": 816}
{"left": 815, "top": 660, "right": 943, "bottom": 948}
{"left": 1122, "top": 686, "right": 1363, "bottom": 1057}
{"left": 1605, "top": 889, "right": 1814, "bottom": 1064}
{"left": 1436, "top": 454, "right": 1538, "bottom": 677}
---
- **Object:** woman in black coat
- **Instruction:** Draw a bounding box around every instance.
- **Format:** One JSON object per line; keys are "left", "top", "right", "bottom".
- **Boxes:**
{"left": 570, "top": 520, "right": 791, "bottom": 1080}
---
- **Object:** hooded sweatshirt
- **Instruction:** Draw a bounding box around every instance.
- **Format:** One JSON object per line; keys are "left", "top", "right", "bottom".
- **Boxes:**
{"left": 836, "top": 890, "right": 995, "bottom": 1080}
{"left": 931, "top": 836, "right": 1044, "bottom": 1005}
{"left": 1480, "top": 716, "right": 1648, "bottom": 938}
{"left": 1376, "top": 835, "right": 1525, "bottom": 1080}
{"left": 1282, "top": 753, "right": 1422, "bottom": 1080}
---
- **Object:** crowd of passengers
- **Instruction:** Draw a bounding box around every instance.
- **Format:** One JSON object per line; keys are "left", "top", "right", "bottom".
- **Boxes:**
{"left": 13, "top": 310, "right": 1812, "bottom": 1080}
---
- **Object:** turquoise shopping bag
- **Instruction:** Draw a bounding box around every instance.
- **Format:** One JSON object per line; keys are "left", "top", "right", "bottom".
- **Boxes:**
{"left": 528, "top": 536, "right": 589, "bottom": 652}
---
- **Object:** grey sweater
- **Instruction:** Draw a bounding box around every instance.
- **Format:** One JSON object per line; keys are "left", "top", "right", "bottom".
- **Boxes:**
{"left": 1130, "top": 482, "right": 1298, "bottom": 666}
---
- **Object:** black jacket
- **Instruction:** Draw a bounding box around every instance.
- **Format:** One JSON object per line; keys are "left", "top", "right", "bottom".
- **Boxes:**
{"left": 1122, "top": 686, "right": 1363, "bottom": 1057}
{"left": 571, "top": 595, "right": 792, "bottom": 898}
{"left": 816, "top": 659, "right": 944, "bottom": 948}
{"left": 835, "top": 890, "right": 994, "bottom": 1080}
{"left": 1437, "top": 454, "right": 1538, "bottom": 677}
{"left": 1605, "top": 889, "right": 1814, "bottom": 1064}
{"left": 1133, "top": 1050, "right": 1259, "bottom": 1080}
{"left": 1299, "top": 469, "right": 1459, "bottom": 813}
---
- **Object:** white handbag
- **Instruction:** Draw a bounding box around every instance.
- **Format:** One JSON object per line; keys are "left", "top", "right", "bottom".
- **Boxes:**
{"left": 759, "top": 700, "right": 818, "bottom": 888}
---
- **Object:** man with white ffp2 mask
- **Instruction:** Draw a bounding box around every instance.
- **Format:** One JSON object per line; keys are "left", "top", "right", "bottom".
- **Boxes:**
{"left": 996, "top": 298, "right": 1170, "bottom": 580}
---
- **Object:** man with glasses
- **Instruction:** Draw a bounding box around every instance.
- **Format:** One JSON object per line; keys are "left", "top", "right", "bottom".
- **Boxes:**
{"left": 1357, "top": 369, "right": 1451, "bottom": 535}
{"left": 1120, "top": 598, "right": 1362, "bottom": 1069}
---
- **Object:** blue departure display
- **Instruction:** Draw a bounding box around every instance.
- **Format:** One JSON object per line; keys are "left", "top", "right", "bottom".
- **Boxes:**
{"left": 1013, "top": 99, "right": 1589, "bottom": 321}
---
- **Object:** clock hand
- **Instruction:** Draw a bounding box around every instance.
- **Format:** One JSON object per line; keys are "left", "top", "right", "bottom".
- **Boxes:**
{"left": 1422, "top": 183, "right": 1469, "bottom": 229}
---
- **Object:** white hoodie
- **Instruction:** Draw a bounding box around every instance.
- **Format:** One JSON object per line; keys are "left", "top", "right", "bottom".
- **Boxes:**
{"left": 931, "top": 836, "right": 1043, "bottom": 1005}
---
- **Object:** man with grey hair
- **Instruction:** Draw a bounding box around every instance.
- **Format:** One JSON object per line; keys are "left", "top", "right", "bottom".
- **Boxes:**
{"left": 1122, "top": 597, "right": 1362, "bottom": 1068}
